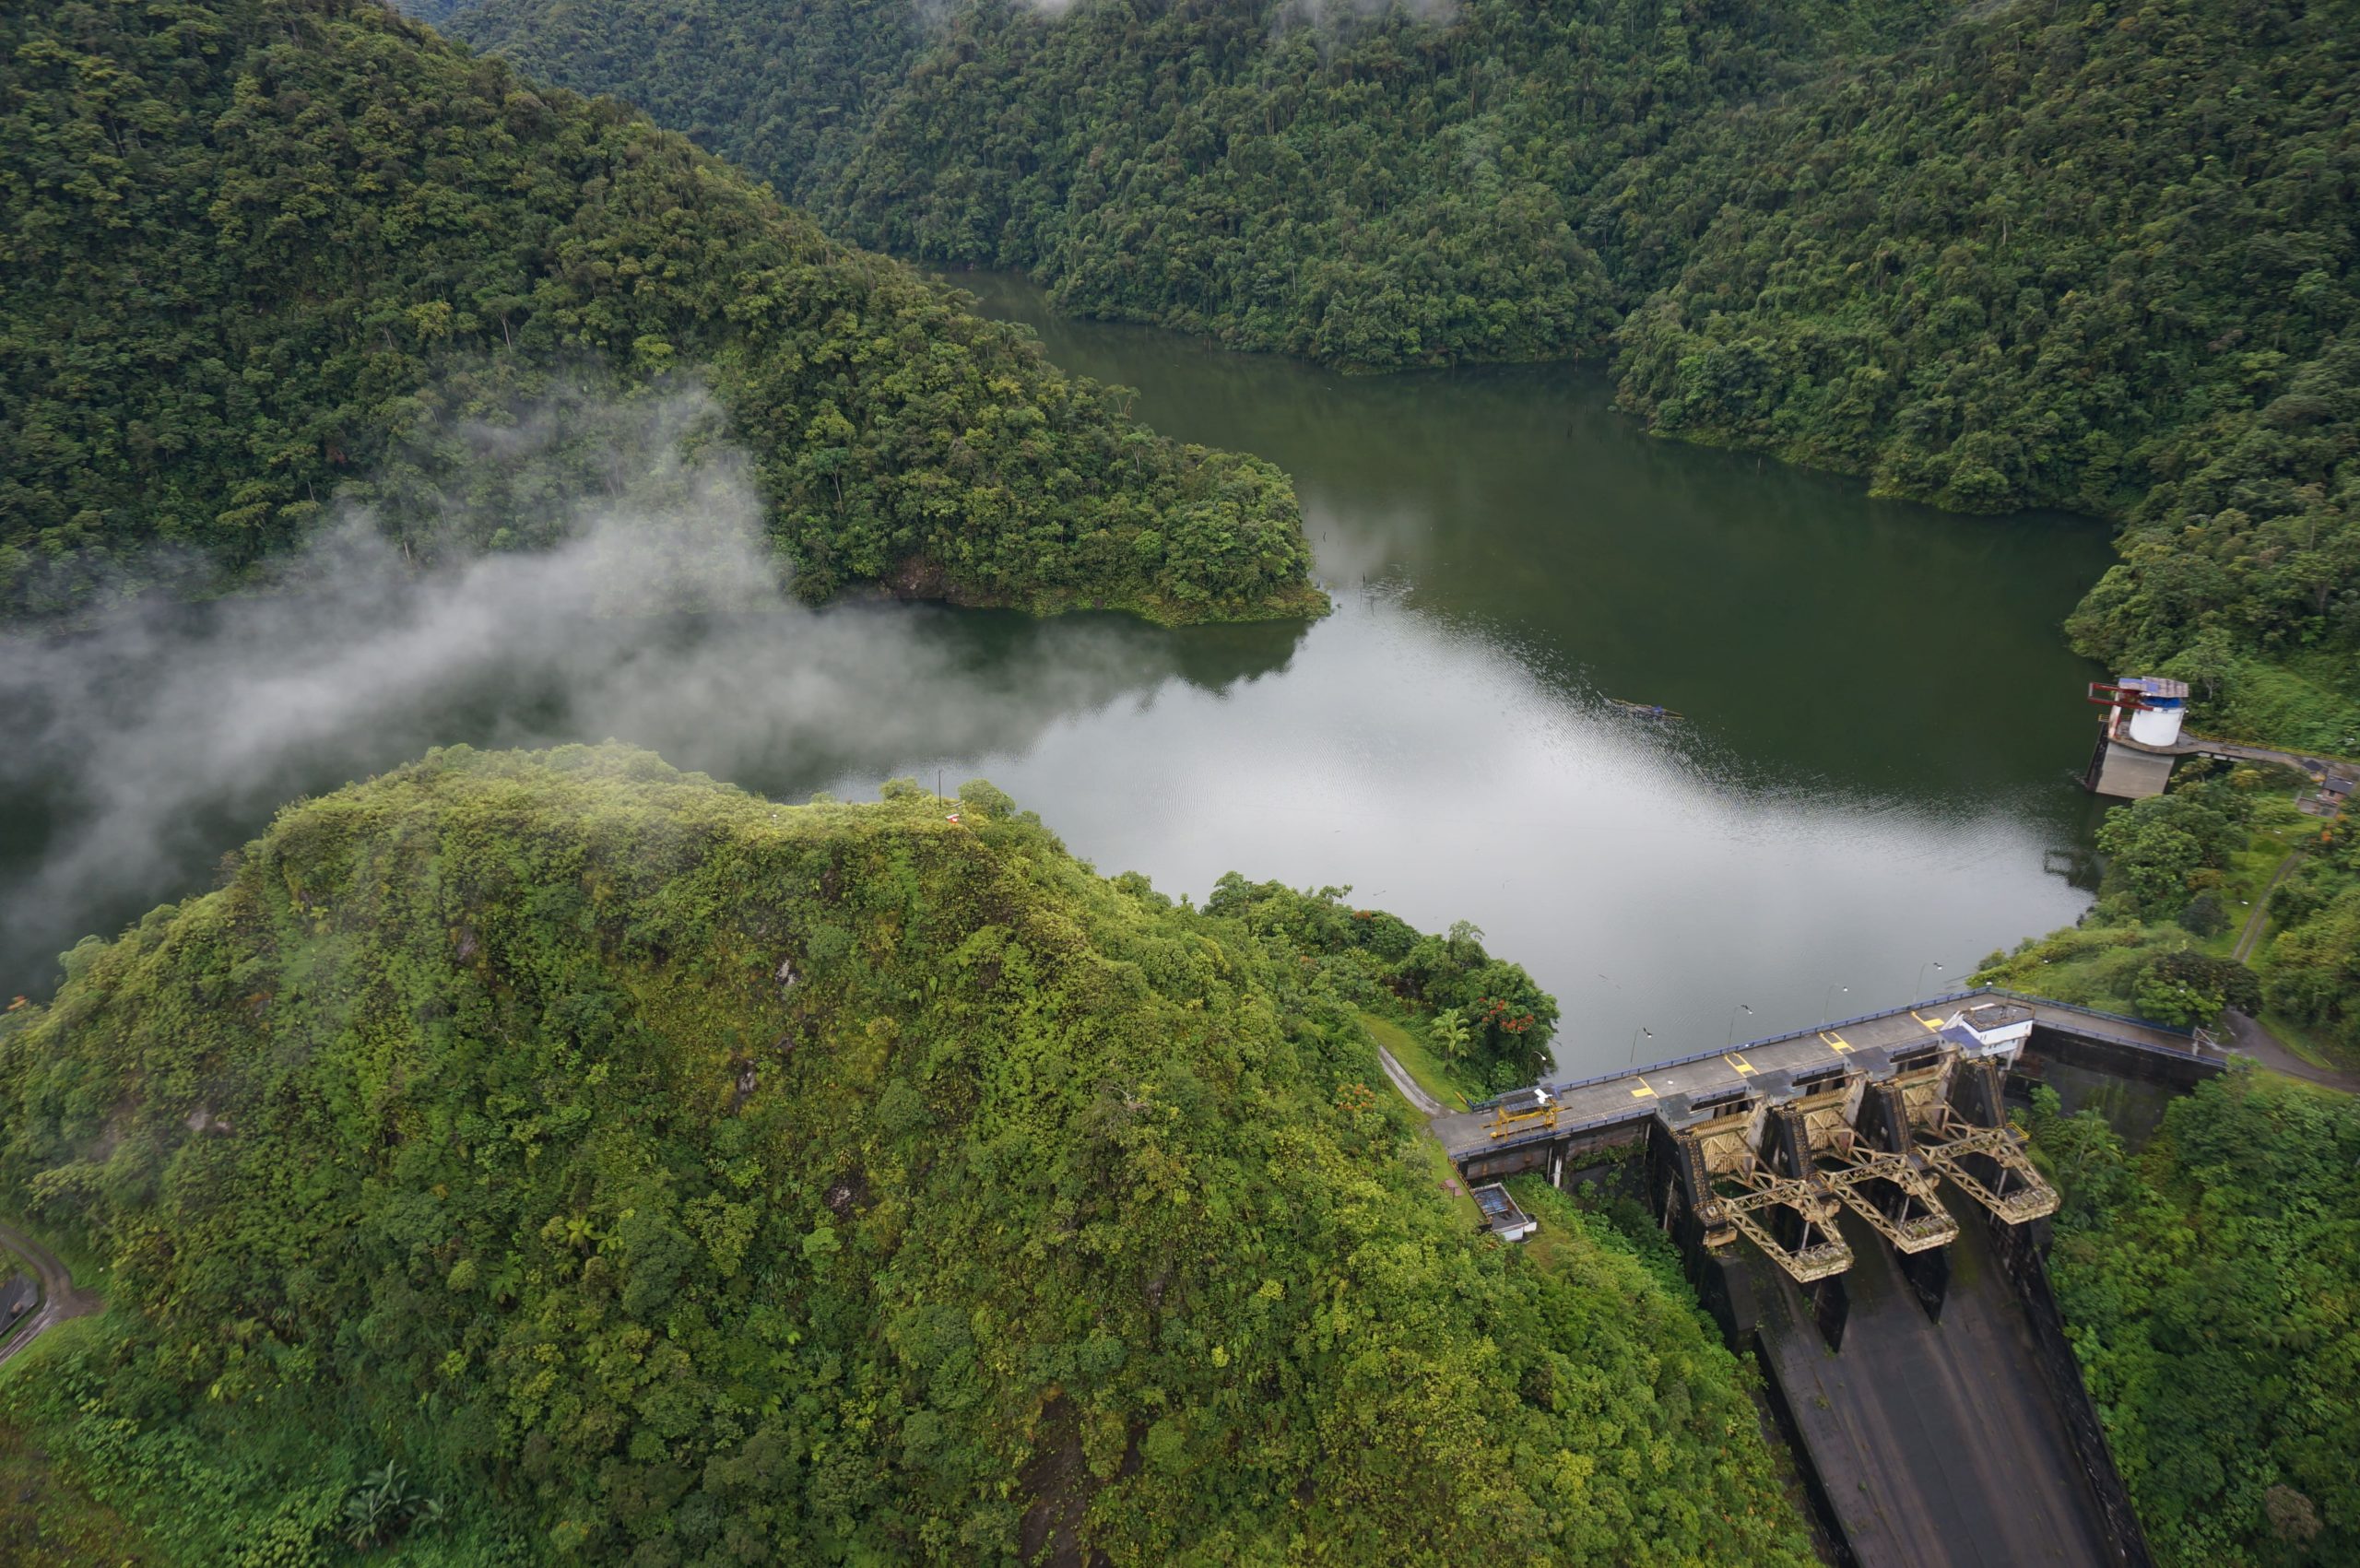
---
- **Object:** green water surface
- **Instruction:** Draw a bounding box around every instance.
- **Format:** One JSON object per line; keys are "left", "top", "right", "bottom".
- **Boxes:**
{"left": 0, "top": 276, "right": 2120, "bottom": 1076}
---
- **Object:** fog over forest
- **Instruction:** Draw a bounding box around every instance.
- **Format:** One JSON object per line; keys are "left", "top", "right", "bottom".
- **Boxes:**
{"left": 0, "top": 392, "right": 1203, "bottom": 999}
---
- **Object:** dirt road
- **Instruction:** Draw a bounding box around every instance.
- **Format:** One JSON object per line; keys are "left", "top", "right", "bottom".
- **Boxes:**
{"left": 2231, "top": 851, "right": 2304, "bottom": 963}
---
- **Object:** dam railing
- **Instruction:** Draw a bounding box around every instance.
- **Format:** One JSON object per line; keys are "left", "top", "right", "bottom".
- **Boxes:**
{"left": 1470, "top": 987, "right": 2207, "bottom": 1114}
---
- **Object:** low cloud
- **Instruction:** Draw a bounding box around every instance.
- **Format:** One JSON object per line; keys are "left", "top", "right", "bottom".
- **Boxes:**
{"left": 0, "top": 388, "right": 1268, "bottom": 996}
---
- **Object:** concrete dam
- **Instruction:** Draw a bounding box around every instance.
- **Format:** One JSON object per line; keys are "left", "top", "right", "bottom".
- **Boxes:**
{"left": 1434, "top": 989, "right": 2224, "bottom": 1568}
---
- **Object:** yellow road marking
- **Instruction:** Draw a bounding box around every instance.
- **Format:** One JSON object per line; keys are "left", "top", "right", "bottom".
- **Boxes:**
{"left": 1630, "top": 1077, "right": 1658, "bottom": 1099}
{"left": 1909, "top": 1010, "right": 1944, "bottom": 1032}
{"left": 1724, "top": 1052, "right": 1757, "bottom": 1075}
{"left": 1820, "top": 1030, "right": 1854, "bottom": 1053}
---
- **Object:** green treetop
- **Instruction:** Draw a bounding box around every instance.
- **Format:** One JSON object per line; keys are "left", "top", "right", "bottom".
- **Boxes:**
{"left": 0, "top": 0, "right": 1322, "bottom": 625}
{"left": 0, "top": 744, "right": 1810, "bottom": 1564}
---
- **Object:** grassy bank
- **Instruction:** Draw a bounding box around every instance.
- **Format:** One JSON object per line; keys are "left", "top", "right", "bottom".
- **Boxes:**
{"left": 0, "top": 1407, "right": 157, "bottom": 1567}
{"left": 1978, "top": 761, "right": 2359, "bottom": 1074}
{"left": 1357, "top": 1008, "right": 1479, "bottom": 1112}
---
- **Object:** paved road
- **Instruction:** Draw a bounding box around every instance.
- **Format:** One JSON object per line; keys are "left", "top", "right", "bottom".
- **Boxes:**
{"left": 0, "top": 1221, "right": 100, "bottom": 1369}
{"left": 2222, "top": 1009, "right": 2359, "bottom": 1094}
{"left": 1375, "top": 1045, "right": 1448, "bottom": 1116}
{"left": 2126, "top": 734, "right": 2360, "bottom": 773}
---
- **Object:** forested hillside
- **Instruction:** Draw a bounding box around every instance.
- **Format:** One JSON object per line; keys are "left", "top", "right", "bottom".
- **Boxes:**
{"left": 1990, "top": 765, "right": 2360, "bottom": 1559}
{"left": 1609, "top": 0, "right": 2360, "bottom": 737}
{"left": 453, "top": 0, "right": 928, "bottom": 205}
{"left": 0, "top": 745, "right": 1812, "bottom": 1565}
{"left": 2028, "top": 1076, "right": 2360, "bottom": 1567}
{"left": 445, "top": 0, "right": 2359, "bottom": 737}
{"left": 455, "top": 0, "right": 1919, "bottom": 369}
{"left": 0, "top": 0, "right": 1319, "bottom": 624}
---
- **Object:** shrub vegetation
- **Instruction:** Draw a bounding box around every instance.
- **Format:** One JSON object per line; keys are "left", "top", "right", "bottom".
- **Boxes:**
{"left": 0, "top": 745, "right": 1810, "bottom": 1565}
{"left": 2028, "top": 1075, "right": 2360, "bottom": 1567}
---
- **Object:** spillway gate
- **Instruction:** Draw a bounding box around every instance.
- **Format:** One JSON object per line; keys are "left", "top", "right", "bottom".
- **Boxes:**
{"left": 1431, "top": 989, "right": 2221, "bottom": 1568}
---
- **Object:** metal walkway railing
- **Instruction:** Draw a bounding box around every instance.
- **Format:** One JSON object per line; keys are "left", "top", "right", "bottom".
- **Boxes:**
{"left": 1471, "top": 986, "right": 2209, "bottom": 1114}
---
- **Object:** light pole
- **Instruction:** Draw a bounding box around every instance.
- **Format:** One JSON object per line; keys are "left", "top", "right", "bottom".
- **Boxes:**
{"left": 1629, "top": 1025, "right": 1654, "bottom": 1066}
{"left": 1727, "top": 1003, "right": 1753, "bottom": 1045}
{"left": 1915, "top": 960, "right": 1945, "bottom": 999}
{"left": 1821, "top": 984, "right": 1848, "bottom": 1021}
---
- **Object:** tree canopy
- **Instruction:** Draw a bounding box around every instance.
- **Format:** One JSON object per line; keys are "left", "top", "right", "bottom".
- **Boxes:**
{"left": 1202, "top": 875, "right": 1561, "bottom": 1094}
{"left": 2028, "top": 1074, "right": 2360, "bottom": 1567}
{"left": 0, "top": 0, "right": 1321, "bottom": 624}
{"left": 442, "top": 0, "right": 2360, "bottom": 739}
{"left": 0, "top": 745, "right": 1811, "bottom": 1564}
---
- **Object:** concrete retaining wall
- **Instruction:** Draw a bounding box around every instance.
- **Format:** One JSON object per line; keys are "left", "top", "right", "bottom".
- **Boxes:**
{"left": 1981, "top": 1213, "right": 2156, "bottom": 1568}
{"left": 2022, "top": 1025, "right": 2224, "bottom": 1091}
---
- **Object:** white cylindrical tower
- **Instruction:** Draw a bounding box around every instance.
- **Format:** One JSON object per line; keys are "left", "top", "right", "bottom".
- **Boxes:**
{"left": 2124, "top": 676, "right": 2188, "bottom": 747}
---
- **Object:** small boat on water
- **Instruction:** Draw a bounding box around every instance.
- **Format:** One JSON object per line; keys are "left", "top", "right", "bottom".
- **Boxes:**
{"left": 1605, "top": 698, "right": 1684, "bottom": 721}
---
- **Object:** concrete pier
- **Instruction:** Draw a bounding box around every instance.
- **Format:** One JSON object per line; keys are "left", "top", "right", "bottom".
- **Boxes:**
{"left": 2086, "top": 733, "right": 2177, "bottom": 798}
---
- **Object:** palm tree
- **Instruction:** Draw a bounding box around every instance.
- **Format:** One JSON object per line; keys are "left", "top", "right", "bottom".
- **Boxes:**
{"left": 1430, "top": 1007, "right": 1472, "bottom": 1062}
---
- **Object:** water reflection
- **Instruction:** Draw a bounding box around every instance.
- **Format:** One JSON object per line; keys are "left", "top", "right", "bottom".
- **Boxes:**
{"left": 923, "top": 273, "right": 2120, "bottom": 1069}
{"left": 952, "top": 271, "right": 2118, "bottom": 799}
{"left": 3, "top": 277, "right": 2118, "bottom": 1080}
{"left": 828, "top": 584, "right": 2102, "bottom": 1076}
{"left": 0, "top": 581, "right": 1308, "bottom": 1005}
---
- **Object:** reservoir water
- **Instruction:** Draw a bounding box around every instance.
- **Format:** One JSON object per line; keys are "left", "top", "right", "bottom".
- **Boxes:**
{"left": 0, "top": 275, "right": 2119, "bottom": 1077}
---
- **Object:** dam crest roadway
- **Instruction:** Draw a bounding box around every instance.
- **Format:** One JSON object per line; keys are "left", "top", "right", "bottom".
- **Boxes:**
{"left": 1440, "top": 989, "right": 2204, "bottom": 1177}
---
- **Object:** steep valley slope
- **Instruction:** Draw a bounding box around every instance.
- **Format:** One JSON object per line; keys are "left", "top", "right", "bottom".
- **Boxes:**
{"left": 0, "top": 745, "right": 1812, "bottom": 1565}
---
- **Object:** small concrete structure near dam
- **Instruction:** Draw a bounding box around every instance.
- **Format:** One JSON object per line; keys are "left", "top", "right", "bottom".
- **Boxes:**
{"left": 2083, "top": 674, "right": 2360, "bottom": 804}
{"left": 1430, "top": 988, "right": 2227, "bottom": 1568}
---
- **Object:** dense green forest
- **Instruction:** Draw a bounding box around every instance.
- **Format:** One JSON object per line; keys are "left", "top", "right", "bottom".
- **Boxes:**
{"left": 444, "top": 0, "right": 2360, "bottom": 738}
{"left": 1610, "top": 0, "right": 2360, "bottom": 744}
{"left": 2260, "top": 811, "right": 2360, "bottom": 1052}
{"left": 1979, "top": 760, "right": 2360, "bottom": 1567}
{"left": 2027, "top": 1075, "right": 2360, "bottom": 1566}
{"left": 453, "top": 0, "right": 1906, "bottom": 369}
{"left": 452, "top": 0, "right": 930, "bottom": 208}
{"left": 0, "top": 745, "right": 1811, "bottom": 1564}
{"left": 1976, "top": 757, "right": 2360, "bottom": 1065}
{"left": 0, "top": 0, "right": 1321, "bottom": 624}
{"left": 1201, "top": 875, "right": 1560, "bottom": 1095}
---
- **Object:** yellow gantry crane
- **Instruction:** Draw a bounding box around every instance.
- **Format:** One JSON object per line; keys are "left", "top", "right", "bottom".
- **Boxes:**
{"left": 1708, "top": 1153, "right": 1855, "bottom": 1283}
{"left": 1677, "top": 1096, "right": 1854, "bottom": 1284}
{"left": 1908, "top": 1097, "right": 2059, "bottom": 1223}
{"left": 1804, "top": 1129, "right": 1958, "bottom": 1254}
{"left": 1670, "top": 1043, "right": 2054, "bottom": 1285}
{"left": 1488, "top": 1085, "right": 1558, "bottom": 1140}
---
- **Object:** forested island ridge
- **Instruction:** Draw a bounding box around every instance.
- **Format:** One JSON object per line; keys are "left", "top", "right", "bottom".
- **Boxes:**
{"left": 0, "top": 0, "right": 1324, "bottom": 626}
{"left": 445, "top": 0, "right": 2360, "bottom": 749}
